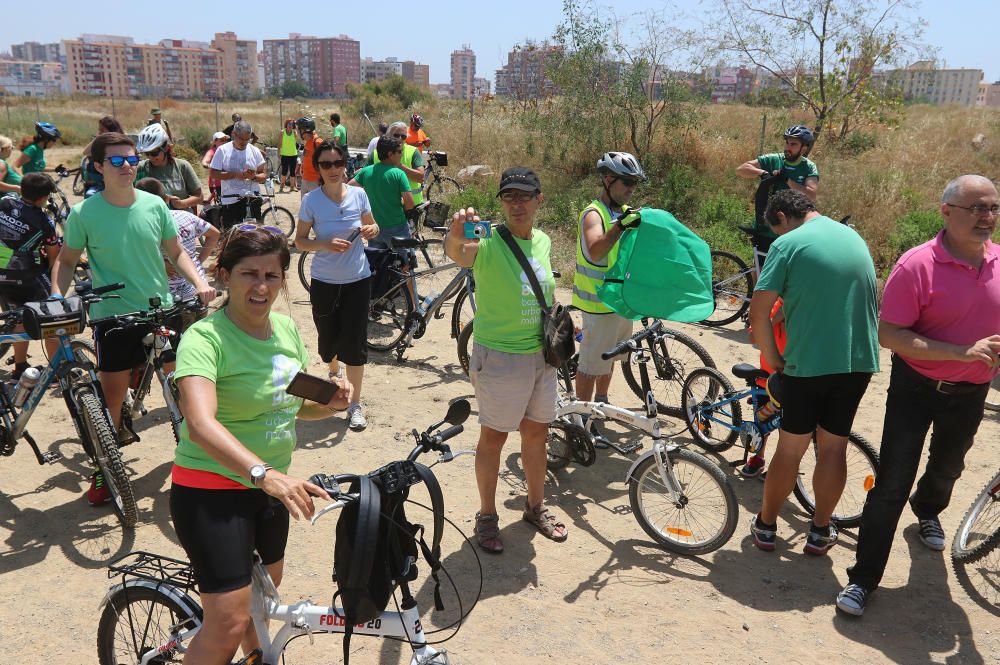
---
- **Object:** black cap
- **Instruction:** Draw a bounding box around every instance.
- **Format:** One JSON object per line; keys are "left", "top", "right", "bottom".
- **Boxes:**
{"left": 497, "top": 167, "right": 541, "bottom": 196}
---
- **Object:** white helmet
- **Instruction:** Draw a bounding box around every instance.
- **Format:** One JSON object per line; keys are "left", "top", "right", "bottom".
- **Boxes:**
{"left": 596, "top": 151, "right": 646, "bottom": 180}
{"left": 136, "top": 123, "right": 170, "bottom": 153}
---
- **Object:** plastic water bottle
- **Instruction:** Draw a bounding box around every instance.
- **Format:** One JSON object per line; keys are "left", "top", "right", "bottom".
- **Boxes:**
{"left": 416, "top": 291, "right": 438, "bottom": 316}
{"left": 12, "top": 367, "right": 41, "bottom": 407}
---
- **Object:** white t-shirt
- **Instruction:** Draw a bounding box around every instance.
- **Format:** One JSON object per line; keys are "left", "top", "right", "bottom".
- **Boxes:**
{"left": 210, "top": 142, "right": 264, "bottom": 202}
{"left": 167, "top": 209, "right": 211, "bottom": 299}
{"left": 366, "top": 136, "right": 380, "bottom": 160}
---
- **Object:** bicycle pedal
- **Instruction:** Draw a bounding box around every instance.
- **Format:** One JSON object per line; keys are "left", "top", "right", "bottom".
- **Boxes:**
{"left": 619, "top": 442, "right": 644, "bottom": 455}
{"left": 232, "top": 649, "right": 263, "bottom": 665}
{"left": 40, "top": 451, "right": 62, "bottom": 464}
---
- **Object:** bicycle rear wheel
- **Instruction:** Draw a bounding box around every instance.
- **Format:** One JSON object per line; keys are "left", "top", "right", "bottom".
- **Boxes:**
{"left": 680, "top": 367, "right": 742, "bottom": 453}
{"left": 413, "top": 244, "right": 460, "bottom": 306}
{"left": 297, "top": 251, "right": 314, "bottom": 292}
{"left": 72, "top": 170, "right": 85, "bottom": 196}
{"left": 701, "top": 250, "right": 752, "bottom": 327}
{"left": 97, "top": 584, "right": 202, "bottom": 665}
{"left": 262, "top": 204, "right": 295, "bottom": 237}
{"left": 450, "top": 281, "right": 476, "bottom": 340}
{"left": 426, "top": 176, "right": 464, "bottom": 202}
{"left": 628, "top": 447, "right": 738, "bottom": 555}
{"left": 984, "top": 375, "right": 1000, "bottom": 412}
{"left": 792, "top": 433, "right": 879, "bottom": 529}
{"left": 952, "top": 469, "right": 1000, "bottom": 564}
{"left": 367, "top": 281, "right": 413, "bottom": 352}
{"left": 79, "top": 387, "right": 138, "bottom": 528}
{"left": 621, "top": 327, "right": 716, "bottom": 419}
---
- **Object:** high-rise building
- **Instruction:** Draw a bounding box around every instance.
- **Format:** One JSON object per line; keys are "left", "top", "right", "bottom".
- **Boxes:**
{"left": 494, "top": 42, "right": 560, "bottom": 99}
{"left": 473, "top": 77, "right": 491, "bottom": 97}
{"left": 450, "top": 46, "right": 475, "bottom": 100}
{"left": 360, "top": 57, "right": 430, "bottom": 87}
{"left": 883, "top": 60, "right": 983, "bottom": 107}
{"left": 412, "top": 63, "right": 430, "bottom": 88}
{"left": 10, "top": 42, "right": 63, "bottom": 65}
{"left": 212, "top": 32, "right": 259, "bottom": 95}
{"left": 0, "top": 60, "right": 66, "bottom": 96}
{"left": 262, "top": 34, "right": 360, "bottom": 96}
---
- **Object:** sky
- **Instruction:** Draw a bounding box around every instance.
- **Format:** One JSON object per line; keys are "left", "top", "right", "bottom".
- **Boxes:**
{"left": 2, "top": 0, "right": 998, "bottom": 84}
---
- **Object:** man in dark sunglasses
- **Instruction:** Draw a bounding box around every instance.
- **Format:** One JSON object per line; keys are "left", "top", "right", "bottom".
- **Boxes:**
{"left": 50, "top": 131, "right": 215, "bottom": 508}
{"left": 367, "top": 121, "right": 425, "bottom": 206}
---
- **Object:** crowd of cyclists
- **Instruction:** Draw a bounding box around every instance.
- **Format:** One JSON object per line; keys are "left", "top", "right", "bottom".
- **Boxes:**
{"left": 0, "top": 106, "right": 997, "bottom": 663}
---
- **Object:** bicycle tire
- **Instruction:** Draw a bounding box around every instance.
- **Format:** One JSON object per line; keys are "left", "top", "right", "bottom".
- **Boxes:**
{"left": 457, "top": 319, "right": 473, "bottom": 374}
{"left": 413, "top": 240, "right": 460, "bottom": 304}
{"left": 546, "top": 418, "right": 596, "bottom": 470}
{"left": 621, "top": 326, "right": 716, "bottom": 419}
{"left": 628, "top": 447, "right": 739, "bottom": 555}
{"left": 72, "top": 170, "right": 85, "bottom": 196}
{"left": 680, "top": 366, "right": 742, "bottom": 453}
{"left": 952, "top": 469, "right": 1000, "bottom": 564}
{"left": 79, "top": 387, "right": 138, "bottom": 528}
{"left": 450, "top": 282, "right": 476, "bottom": 340}
{"left": 426, "top": 176, "right": 464, "bottom": 202}
{"left": 97, "top": 584, "right": 202, "bottom": 665}
{"left": 160, "top": 369, "right": 183, "bottom": 445}
{"left": 701, "top": 250, "right": 752, "bottom": 327}
{"left": 297, "top": 250, "right": 313, "bottom": 292}
{"left": 0, "top": 298, "right": 14, "bottom": 364}
{"left": 984, "top": 375, "right": 1000, "bottom": 412}
{"left": 367, "top": 280, "right": 414, "bottom": 352}
{"left": 792, "top": 432, "right": 879, "bottom": 529}
{"left": 262, "top": 204, "right": 295, "bottom": 237}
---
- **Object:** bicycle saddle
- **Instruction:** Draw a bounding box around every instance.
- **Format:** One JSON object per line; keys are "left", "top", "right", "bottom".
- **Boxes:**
{"left": 388, "top": 237, "right": 422, "bottom": 250}
{"left": 731, "top": 363, "right": 769, "bottom": 382}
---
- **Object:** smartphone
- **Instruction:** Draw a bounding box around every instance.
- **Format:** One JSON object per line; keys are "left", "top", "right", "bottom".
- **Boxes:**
{"left": 345, "top": 227, "right": 362, "bottom": 243}
{"left": 285, "top": 371, "right": 339, "bottom": 403}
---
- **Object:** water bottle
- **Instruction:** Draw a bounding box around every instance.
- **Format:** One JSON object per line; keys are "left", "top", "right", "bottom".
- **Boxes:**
{"left": 416, "top": 291, "right": 438, "bottom": 316}
{"left": 12, "top": 367, "right": 41, "bottom": 408}
{"left": 756, "top": 399, "right": 778, "bottom": 423}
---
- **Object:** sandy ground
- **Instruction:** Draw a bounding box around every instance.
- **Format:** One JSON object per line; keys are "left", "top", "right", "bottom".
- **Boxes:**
{"left": 0, "top": 148, "right": 998, "bottom": 664}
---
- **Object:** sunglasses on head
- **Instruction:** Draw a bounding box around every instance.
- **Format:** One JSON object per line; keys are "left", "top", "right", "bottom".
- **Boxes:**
{"left": 234, "top": 223, "right": 284, "bottom": 234}
{"left": 143, "top": 147, "right": 164, "bottom": 158}
{"left": 317, "top": 159, "right": 347, "bottom": 170}
{"left": 105, "top": 155, "right": 141, "bottom": 168}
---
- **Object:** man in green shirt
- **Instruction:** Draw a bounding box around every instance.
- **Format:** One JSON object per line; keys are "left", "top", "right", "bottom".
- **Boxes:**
{"left": 748, "top": 189, "right": 879, "bottom": 557}
{"left": 330, "top": 113, "right": 347, "bottom": 147}
{"left": 349, "top": 135, "right": 414, "bottom": 246}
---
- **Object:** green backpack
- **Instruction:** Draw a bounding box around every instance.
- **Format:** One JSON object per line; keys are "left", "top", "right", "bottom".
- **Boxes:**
{"left": 596, "top": 208, "right": 714, "bottom": 322}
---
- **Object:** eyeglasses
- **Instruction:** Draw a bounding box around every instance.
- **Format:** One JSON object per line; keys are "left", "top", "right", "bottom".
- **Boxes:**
{"left": 392, "top": 134, "right": 407, "bottom": 140}
{"left": 105, "top": 155, "right": 140, "bottom": 168}
{"left": 317, "top": 159, "right": 347, "bottom": 170}
{"left": 947, "top": 203, "right": 1000, "bottom": 216}
{"left": 143, "top": 147, "right": 164, "bottom": 158}
{"left": 617, "top": 178, "right": 639, "bottom": 188}
{"left": 499, "top": 191, "right": 537, "bottom": 203}
{"left": 234, "top": 223, "right": 284, "bottom": 234}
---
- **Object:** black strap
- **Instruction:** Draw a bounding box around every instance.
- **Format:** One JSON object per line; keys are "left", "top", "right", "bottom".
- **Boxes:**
{"left": 496, "top": 225, "right": 549, "bottom": 316}
{"left": 345, "top": 475, "right": 379, "bottom": 608}
{"left": 413, "top": 463, "right": 446, "bottom": 611}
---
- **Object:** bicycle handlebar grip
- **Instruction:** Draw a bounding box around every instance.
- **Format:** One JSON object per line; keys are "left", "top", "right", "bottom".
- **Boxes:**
{"left": 601, "top": 339, "right": 634, "bottom": 361}
{"left": 308, "top": 473, "right": 341, "bottom": 496}
{"left": 435, "top": 424, "right": 464, "bottom": 445}
{"left": 91, "top": 282, "right": 126, "bottom": 295}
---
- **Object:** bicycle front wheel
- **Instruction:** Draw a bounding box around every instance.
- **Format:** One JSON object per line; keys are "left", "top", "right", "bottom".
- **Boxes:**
{"left": 792, "top": 432, "right": 879, "bottom": 529}
{"left": 984, "top": 376, "right": 1000, "bottom": 413}
{"left": 701, "top": 250, "right": 752, "bottom": 327}
{"left": 621, "top": 327, "right": 716, "bottom": 418}
{"left": 426, "top": 176, "right": 464, "bottom": 202}
{"left": 367, "top": 281, "right": 413, "bottom": 352}
{"left": 952, "top": 469, "right": 1000, "bottom": 564}
{"left": 79, "top": 387, "right": 137, "bottom": 528}
{"left": 450, "top": 281, "right": 476, "bottom": 339}
{"left": 262, "top": 205, "right": 295, "bottom": 237}
{"left": 97, "top": 584, "right": 202, "bottom": 665}
{"left": 72, "top": 171, "right": 85, "bottom": 196}
{"left": 628, "top": 447, "right": 738, "bottom": 555}
{"left": 680, "top": 367, "right": 742, "bottom": 453}
{"left": 297, "top": 251, "right": 314, "bottom": 292}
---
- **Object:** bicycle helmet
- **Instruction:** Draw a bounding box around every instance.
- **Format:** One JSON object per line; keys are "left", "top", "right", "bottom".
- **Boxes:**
{"left": 135, "top": 123, "right": 170, "bottom": 153}
{"left": 410, "top": 113, "right": 424, "bottom": 129}
{"left": 783, "top": 125, "right": 815, "bottom": 147}
{"left": 295, "top": 117, "right": 316, "bottom": 132}
{"left": 34, "top": 121, "right": 61, "bottom": 141}
{"left": 596, "top": 151, "right": 646, "bottom": 181}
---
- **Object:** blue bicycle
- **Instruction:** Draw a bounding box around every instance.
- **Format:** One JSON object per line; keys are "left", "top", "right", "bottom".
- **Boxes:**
{"left": 681, "top": 363, "right": 879, "bottom": 528}
{"left": 0, "top": 283, "right": 138, "bottom": 528}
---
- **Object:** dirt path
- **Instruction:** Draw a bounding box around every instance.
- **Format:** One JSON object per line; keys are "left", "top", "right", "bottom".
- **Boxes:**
{"left": 1, "top": 150, "right": 997, "bottom": 663}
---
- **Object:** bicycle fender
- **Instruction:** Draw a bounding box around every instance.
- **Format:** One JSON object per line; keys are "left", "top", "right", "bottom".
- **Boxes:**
{"left": 623, "top": 444, "right": 680, "bottom": 484}
{"left": 98, "top": 578, "right": 202, "bottom": 619}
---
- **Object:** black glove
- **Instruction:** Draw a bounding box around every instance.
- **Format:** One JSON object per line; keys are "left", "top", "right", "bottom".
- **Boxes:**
{"left": 618, "top": 209, "right": 642, "bottom": 229}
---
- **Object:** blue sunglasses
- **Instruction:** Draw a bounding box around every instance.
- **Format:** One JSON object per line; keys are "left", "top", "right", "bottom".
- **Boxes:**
{"left": 105, "top": 155, "right": 141, "bottom": 168}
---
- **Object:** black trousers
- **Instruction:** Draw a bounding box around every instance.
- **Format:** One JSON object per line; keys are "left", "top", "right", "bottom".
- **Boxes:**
{"left": 847, "top": 356, "right": 989, "bottom": 590}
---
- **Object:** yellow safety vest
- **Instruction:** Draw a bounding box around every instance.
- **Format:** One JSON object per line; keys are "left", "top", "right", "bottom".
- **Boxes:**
{"left": 572, "top": 199, "right": 628, "bottom": 314}
{"left": 279, "top": 130, "right": 297, "bottom": 157}
{"left": 372, "top": 143, "right": 424, "bottom": 205}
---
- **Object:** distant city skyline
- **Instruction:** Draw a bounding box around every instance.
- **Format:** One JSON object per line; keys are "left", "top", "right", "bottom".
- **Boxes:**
{"left": 4, "top": 0, "right": 999, "bottom": 84}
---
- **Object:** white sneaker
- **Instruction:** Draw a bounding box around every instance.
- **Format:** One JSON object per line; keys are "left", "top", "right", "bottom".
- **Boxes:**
{"left": 347, "top": 404, "right": 367, "bottom": 431}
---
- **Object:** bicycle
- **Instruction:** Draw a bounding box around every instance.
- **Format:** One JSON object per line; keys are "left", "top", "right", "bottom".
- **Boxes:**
{"left": 984, "top": 376, "right": 1000, "bottom": 412}
{"left": 423, "top": 151, "right": 463, "bottom": 203}
{"left": 219, "top": 179, "right": 295, "bottom": 237}
{"left": 50, "top": 165, "right": 77, "bottom": 227}
{"left": 680, "top": 363, "right": 879, "bottom": 528}
{"left": 97, "top": 400, "right": 479, "bottom": 665}
{"left": 0, "top": 283, "right": 139, "bottom": 528}
{"left": 951, "top": 467, "right": 1000, "bottom": 611}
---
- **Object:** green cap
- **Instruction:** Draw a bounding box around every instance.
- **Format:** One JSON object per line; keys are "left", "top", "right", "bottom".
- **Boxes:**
{"left": 150, "top": 107, "right": 161, "bottom": 115}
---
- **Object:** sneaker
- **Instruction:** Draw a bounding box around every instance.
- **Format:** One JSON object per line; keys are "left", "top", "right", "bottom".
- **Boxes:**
{"left": 347, "top": 403, "right": 367, "bottom": 431}
{"left": 739, "top": 454, "right": 766, "bottom": 478}
{"left": 750, "top": 514, "right": 777, "bottom": 551}
{"left": 804, "top": 521, "right": 839, "bottom": 556}
{"left": 87, "top": 471, "right": 110, "bottom": 506}
{"left": 589, "top": 420, "right": 610, "bottom": 449}
{"left": 836, "top": 583, "right": 870, "bottom": 616}
{"left": 917, "top": 517, "right": 946, "bottom": 551}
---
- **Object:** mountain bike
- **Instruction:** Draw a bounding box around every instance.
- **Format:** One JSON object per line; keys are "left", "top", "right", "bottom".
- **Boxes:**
{"left": 0, "top": 283, "right": 139, "bottom": 528}
{"left": 50, "top": 165, "right": 76, "bottom": 227}
{"left": 423, "top": 151, "right": 463, "bottom": 202}
{"left": 953, "top": 468, "right": 1000, "bottom": 564}
{"left": 546, "top": 319, "right": 738, "bottom": 555}
{"left": 219, "top": 179, "right": 295, "bottom": 237}
{"left": 984, "top": 376, "right": 1000, "bottom": 413}
{"left": 681, "top": 363, "right": 879, "bottom": 528}
{"left": 97, "top": 400, "right": 479, "bottom": 665}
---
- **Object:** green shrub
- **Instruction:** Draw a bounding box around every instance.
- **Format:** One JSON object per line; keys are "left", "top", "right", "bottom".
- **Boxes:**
{"left": 839, "top": 130, "right": 878, "bottom": 156}
{"left": 885, "top": 210, "right": 942, "bottom": 264}
{"left": 181, "top": 124, "right": 214, "bottom": 154}
{"left": 690, "top": 193, "right": 754, "bottom": 259}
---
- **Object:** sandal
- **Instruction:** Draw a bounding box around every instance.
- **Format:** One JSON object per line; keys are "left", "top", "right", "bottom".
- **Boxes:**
{"left": 523, "top": 502, "right": 568, "bottom": 542}
{"left": 474, "top": 512, "right": 504, "bottom": 553}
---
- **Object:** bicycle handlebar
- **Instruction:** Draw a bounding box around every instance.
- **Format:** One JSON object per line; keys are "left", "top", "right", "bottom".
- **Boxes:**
{"left": 87, "top": 294, "right": 211, "bottom": 329}
{"left": 601, "top": 319, "right": 664, "bottom": 360}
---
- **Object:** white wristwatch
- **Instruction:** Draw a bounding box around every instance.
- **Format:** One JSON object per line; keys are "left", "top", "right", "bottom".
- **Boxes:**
{"left": 249, "top": 463, "right": 272, "bottom": 487}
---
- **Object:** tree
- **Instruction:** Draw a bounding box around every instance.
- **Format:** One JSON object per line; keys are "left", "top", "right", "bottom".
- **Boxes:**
{"left": 269, "top": 80, "right": 311, "bottom": 99}
{"left": 346, "top": 75, "right": 431, "bottom": 116}
{"left": 711, "top": 0, "right": 924, "bottom": 140}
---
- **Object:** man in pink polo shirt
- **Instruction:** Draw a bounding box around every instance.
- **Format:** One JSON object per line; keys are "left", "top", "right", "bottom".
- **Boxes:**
{"left": 837, "top": 174, "right": 1000, "bottom": 617}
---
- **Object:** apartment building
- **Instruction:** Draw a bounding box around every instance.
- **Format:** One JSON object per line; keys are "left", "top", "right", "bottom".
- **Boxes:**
{"left": 473, "top": 77, "right": 491, "bottom": 97}
{"left": 886, "top": 60, "right": 983, "bottom": 107}
{"left": 976, "top": 81, "right": 1000, "bottom": 108}
{"left": 262, "top": 34, "right": 360, "bottom": 96}
{"left": 0, "top": 60, "right": 66, "bottom": 96}
{"left": 212, "top": 32, "right": 258, "bottom": 94}
{"left": 10, "top": 42, "right": 64, "bottom": 66}
{"left": 494, "top": 42, "right": 560, "bottom": 99}
{"left": 450, "top": 46, "right": 475, "bottom": 100}
{"left": 360, "top": 57, "right": 430, "bottom": 87}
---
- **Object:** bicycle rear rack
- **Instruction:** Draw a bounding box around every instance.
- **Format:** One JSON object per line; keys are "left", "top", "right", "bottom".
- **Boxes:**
{"left": 107, "top": 551, "right": 196, "bottom": 590}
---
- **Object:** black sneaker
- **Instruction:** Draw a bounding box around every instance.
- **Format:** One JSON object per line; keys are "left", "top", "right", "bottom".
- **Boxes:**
{"left": 836, "top": 583, "right": 870, "bottom": 616}
{"left": 804, "top": 521, "right": 839, "bottom": 556}
{"left": 917, "top": 517, "right": 946, "bottom": 551}
{"left": 750, "top": 514, "right": 777, "bottom": 551}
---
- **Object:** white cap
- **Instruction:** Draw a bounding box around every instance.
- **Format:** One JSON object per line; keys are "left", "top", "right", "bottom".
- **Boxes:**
{"left": 212, "top": 131, "right": 227, "bottom": 140}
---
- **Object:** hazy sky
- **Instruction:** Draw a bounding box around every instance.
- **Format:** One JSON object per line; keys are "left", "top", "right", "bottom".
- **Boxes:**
{"left": 4, "top": 0, "right": 998, "bottom": 83}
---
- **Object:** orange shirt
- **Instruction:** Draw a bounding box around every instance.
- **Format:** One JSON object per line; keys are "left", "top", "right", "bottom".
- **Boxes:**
{"left": 300, "top": 135, "right": 325, "bottom": 183}
{"left": 756, "top": 299, "right": 787, "bottom": 382}
{"left": 406, "top": 127, "right": 428, "bottom": 147}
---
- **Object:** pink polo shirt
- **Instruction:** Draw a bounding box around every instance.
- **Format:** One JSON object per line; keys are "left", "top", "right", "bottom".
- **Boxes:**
{"left": 880, "top": 230, "right": 1000, "bottom": 384}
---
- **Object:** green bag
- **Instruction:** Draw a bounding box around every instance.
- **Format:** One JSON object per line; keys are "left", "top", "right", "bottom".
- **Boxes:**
{"left": 597, "top": 208, "right": 715, "bottom": 322}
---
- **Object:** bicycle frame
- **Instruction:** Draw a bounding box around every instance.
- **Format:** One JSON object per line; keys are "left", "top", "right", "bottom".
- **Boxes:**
{"left": 394, "top": 263, "right": 473, "bottom": 357}
{"left": 125, "top": 324, "right": 178, "bottom": 422}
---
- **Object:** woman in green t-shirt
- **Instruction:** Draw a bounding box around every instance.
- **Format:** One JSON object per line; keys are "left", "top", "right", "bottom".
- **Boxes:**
{"left": 0, "top": 135, "right": 23, "bottom": 194}
{"left": 13, "top": 121, "right": 61, "bottom": 175}
{"left": 171, "top": 227, "right": 352, "bottom": 664}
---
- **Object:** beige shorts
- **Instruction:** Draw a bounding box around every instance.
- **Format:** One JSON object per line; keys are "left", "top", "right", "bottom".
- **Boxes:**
{"left": 469, "top": 342, "right": 557, "bottom": 432}
{"left": 578, "top": 312, "right": 635, "bottom": 376}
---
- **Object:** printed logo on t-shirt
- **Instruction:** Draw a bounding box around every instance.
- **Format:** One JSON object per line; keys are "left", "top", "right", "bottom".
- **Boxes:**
{"left": 519, "top": 257, "right": 550, "bottom": 325}
{"left": 272, "top": 354, "right": 301, "bottom": 407}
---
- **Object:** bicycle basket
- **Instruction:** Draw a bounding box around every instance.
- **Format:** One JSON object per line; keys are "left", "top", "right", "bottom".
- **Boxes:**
{"left": 425, "top": 201, "right": 450, "bottom": 226}
{"left": 21, "top": 296, "right": 86, "bottom": 340}
{"left": 430, "top": 151, "right": 448, "bottom": 167}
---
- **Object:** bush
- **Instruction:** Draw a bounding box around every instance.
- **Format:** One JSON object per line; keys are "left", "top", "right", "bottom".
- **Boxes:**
{"left": 839, "top": 130, "right": 878, "bottom": 156}
{"left": 885, "top": 210, "right": 942, "bottom": 265}
{"left": 689, "top": 193, "right": 754, "bottom": 259}
{"left": 181, "top": 124, "right": 214, "bottom": 154}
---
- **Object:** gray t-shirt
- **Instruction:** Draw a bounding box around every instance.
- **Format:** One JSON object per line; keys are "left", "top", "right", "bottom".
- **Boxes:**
{"left": 299, "top": 186, "right": 372, "bottom": 285}
{"left": 137, "top": 158, "right": 201, "bottom": 199}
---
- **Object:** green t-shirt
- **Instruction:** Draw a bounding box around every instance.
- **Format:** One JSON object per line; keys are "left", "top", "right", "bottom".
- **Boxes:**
{"left": 472, "top": 228, "right": 555, "bottom": 354}
{"left": 136, "top": 158, "right": 201, "bottom": 199}
{"left": 352, "top": 163, "right": 411, "bottom": 231}
{"left": 63, "top": 190, "right": 177, "bottom": 318}
{"left": 1, "top": 159, "right": 21, "bottom": 186}
{"left": 333, "top": 124, "right": 347, "bottom": 147}
{"left": 174, "top": 310, "right": 309, "bottom": 487}
{"left": 20, "top": 144, "right": 45, "bottom": 174}
{"left": 754, "top": 154, "right": 820, "bottom": 238}
{"left": 755, "top": 215, "right": 879, "bottom": 377}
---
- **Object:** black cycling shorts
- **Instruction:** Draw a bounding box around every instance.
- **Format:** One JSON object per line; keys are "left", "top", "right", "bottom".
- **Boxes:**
{"left": 280, "top": 155, "right": 297, "bottom": 177}
{"left": 310, "top": 276, "right": 371, "bottom": 365}
{"left": 0, "top": 272, "right": 51, "bottom": 308}
{"left": 779, "top": 372, "right": 873, "bottom": 437}
{"left": 170, "top": 483, "right": 289, "bottom": 594}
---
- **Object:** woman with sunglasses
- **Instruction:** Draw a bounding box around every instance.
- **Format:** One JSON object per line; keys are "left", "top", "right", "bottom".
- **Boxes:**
{"left": 295, "top": 141, "right": 379, "bottom": 431}
{"left": 171, "top": 225, "right": 352, "bottom": 664}
{"left": 135, "top": 123, "right": 203, "bottom": 213}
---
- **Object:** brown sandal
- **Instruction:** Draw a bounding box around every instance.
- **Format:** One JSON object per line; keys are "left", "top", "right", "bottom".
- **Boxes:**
{"left": 522, "top": 502, "right": 568, "bottom": 542}
{"left": 475, "top": 512, "right": 504, "bottom": 553}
